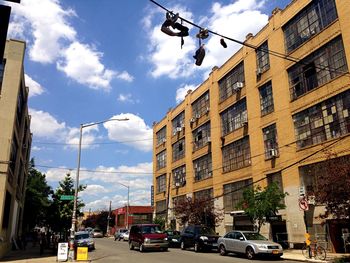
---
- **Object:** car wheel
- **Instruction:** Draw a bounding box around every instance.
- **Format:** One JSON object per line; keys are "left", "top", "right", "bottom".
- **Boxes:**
{"left": 246, "top": 246, "right": 255, "bottom": 260}
{"left": 194, "top": 242, "right": 200, "bottom": 253}
{"left": 219, "top": 245, "right": 227, "bottom": 256}
{"left": 139, "top": 244, "right": 144, "bottom": 252}
{"left": 180, "top": 241, "right": 186, "bottom": 250}
{"left": 129, "top": 242, "right": 134, "bottom": 250}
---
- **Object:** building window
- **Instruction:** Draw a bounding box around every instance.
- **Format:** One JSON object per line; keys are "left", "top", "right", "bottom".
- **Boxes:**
{"left": 156, "top": 174, "right": 166, "bottom": 193}
{"left": 219, "top": 61, "right": 245, "bottom": 102}
{"left": 172, "top": 165, "right": 186, "bottom": 188}
{"left": 16, "top": 85, "right": 25, "bottom": 125}
{"left": 222, "top": 136, "right": 251, "bottom": 173}
{"left": 221, "top": 98, "right": 247, "bottom": 136}
{"left": 223, "top": 179, "right": 252, "bottom": 211}
{"left": 156, "top": 126, "right": 166, "bottom": 145}
{"left": 0, "top": 60, "right": 5, "bottom": 94}
{"left": 155, "top": 199, "right": 166, "bottom": 217}
{"left": 263, "top": 124, "right": 279, "bottom": 159}
{"left": 267, "top": 172, "right": 285, "bottom": 205}
{"left": 293, "top": 90, "right": 350, "bottom": 149}
{"left": 2, "top": 191, "right": 12, "bottom": 229}
{"left": 192, "top": 122, "right": 211, "bottom": 151}
{"left": 259, "top": 81, "right": 274, "bottom": 116}
{"left": 172, "top": 138, "right": 185, "bottom": 162}
{"left": 193, "top": 154, "right": 212, "bottom": 182}
{"left": 9, "top": 136, "right": 18, "bottom": 174}
{"left": 172, "top": 195, "right": 186, "bottom": 207}
{"left": 288, "top": 36, "right": 348, "bottom": 100}
{"left": 256, "top": 41, "right": 270, "bottom": 74}
{"left": 194, "top": 188, "right": 213, "bottom": 202}
{"left": 283, "top": 0, "right": 338, "bottom": 52}
{"left": 192, "top": 91, "right": 210, "bottom": 119}
{"left": 172, "top": 111, "right": 185, "bottom": 135}
{"left": 156, "top": 150, "right": 166, "bottom": 170}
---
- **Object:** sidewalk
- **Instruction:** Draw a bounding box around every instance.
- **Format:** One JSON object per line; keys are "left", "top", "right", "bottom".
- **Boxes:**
{"left": 282, "top": 249, "right": 350, "bottom": 262}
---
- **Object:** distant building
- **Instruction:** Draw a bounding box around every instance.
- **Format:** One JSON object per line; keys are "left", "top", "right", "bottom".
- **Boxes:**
{"left": 0, "top": 40, "right": 32, "bottom": 258}
{"left": 113, "top": 206, "right": 153, "bottom": 230}
{"left": 153, "top": 0, "right": 350, "bottom": 253}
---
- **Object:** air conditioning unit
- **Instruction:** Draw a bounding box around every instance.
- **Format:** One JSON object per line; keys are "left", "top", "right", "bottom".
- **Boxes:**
{"left": 206, "top": 136, "right": 211, "bottom": 143}
{"left": 190, "top": 117, "right": 195, "bottom": 123}
{"left": 205, "top": 106, "right": 210, "bottom": 113}
{"left": 233, "top": 82, "right": 244, "bottom": 91}
{"left": 270, "top": 148, "right": 278, "bottom": 157}
{"left": 175, "top": 182, "right": 181, "bottom": 187}
{"left": 195, "top": 113, "right": 201, "bottom": 119}
{"left": 256, "top": 67, "right": 263, "bottom": 76}
{"left": 161, "top": 138, "right": 166, "bottom": 143}
{"left": 176, "top": 127, "right": 182, "bottom": 132}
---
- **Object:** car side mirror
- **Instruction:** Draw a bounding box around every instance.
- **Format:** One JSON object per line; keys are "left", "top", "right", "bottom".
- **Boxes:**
{"left": 239, "top": 237, "right": 244, "bottom": 241}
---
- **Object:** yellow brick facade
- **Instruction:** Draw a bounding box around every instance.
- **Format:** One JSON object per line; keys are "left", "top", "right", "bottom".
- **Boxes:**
{"left": 153, "top": 0, "right": 350, "bottom": 251}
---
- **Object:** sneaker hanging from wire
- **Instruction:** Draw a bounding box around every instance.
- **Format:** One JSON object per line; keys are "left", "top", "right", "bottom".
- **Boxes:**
{"left": 196, "top": 28, "right": 209, "bottom": 39}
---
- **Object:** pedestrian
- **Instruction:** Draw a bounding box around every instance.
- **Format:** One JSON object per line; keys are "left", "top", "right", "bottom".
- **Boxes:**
{"left": 39, "top": 232, "right": 46, "bottom": 255}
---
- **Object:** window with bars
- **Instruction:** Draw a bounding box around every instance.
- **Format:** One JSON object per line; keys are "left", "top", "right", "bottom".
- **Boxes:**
{"left": 293, "top": 89, "right": 350, "bottom": 149}
{"left": 222, "top": 136, "right": 251, "bottom": 173}
{"left": 192, "top": 122, "right": 211, "bottom": 151}
{"left": 192, "top": 91, "right": 210, "bottom": 118}
{"left": 172, "top": 165, "right": 186, "bottom": 187}
{"left": 288, "top": 36, "right": 348, "bottom": 101}
{"left": 256, "top": 41, "right": 270, "bottom": 73}
{"left": 259, "top": 81, "right": 274, "bottom": 116}
{"left": 267, "top": 172, "right": 285, "bottom": 205}
{"left": 219, "top": 62, "right": 245, "bottom": 102}
{"left": 156, "top": 150, "right": 166, "bottom": 170}
{"left": 172, "top": 138, "right": 185, "bottom": 162}
{"left": 193, "top": 154, "right": 212, "bottom": 182}
{"left": 156, "top": 126, "right": 167, "bottom": 145}
{"left": 155, "top": 199, "right": 166, "bottom": 217}
{"left": 263, "top": 124, "right": 279, "bottom": 159}
{"left": 221, "top": 98, "right": 247, "bottom": 136}
{"left": 156, "top": 174, "right": 166, "bottom": 193}
{"left": 172, "top": 111, "right": 185, "bottom": 135}
{"left": 223, "top": 178, "right": 252, "bottom": 211}
{"left": 194, "top": 188, "right": 213, "bottom": 202}
{"left": 283, "top": 0, "right": 338, "bottom": 53}
{"left": 9, "top": 136, "right": 18, "bottom": 174}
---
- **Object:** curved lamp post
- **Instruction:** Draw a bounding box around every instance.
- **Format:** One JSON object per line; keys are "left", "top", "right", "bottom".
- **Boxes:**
{"left": 69, "top": 117, "right": 128, "bottom": 261}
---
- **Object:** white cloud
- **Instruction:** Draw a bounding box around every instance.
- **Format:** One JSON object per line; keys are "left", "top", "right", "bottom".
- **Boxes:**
{"left": 9, "top": 0, "right": 133, "bottom": 90}
{"left": 175, "top": 84, "right": 197, "bottom": 103}
{"left": 145, "top": 0, "right": 269, "bottom": 79}
{"left": 29, "top": 108, "right": 66, "bottom": 139}
{"left": 25, "top": 74, "right": 45, "bottom": 97}
{"left": 45, "top": 167, "right": 72, "bottom": 182}
{"left": 117, "top": 93, "right": 139, "bottom": 104}
{"left": 80, "top": 185, "right": 110, "bottom": 197}
{"left": 103, "top": 113, "right": 152, "bottom": 152}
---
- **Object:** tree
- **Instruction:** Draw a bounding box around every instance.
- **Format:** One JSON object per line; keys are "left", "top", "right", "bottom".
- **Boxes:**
{"left": 314, "top": 153, "right": 350, "bottom": 220}
{"left": 23, "top": 158, "right": 53, "bottom": 231}
{"left": 50, "top": 173, "right": 86, "bottom": 235}
{"left": 82, "top": 211, "right": 115, "bottom": 234}
{"left": 153, "top": 216, "right": 165, "bottom": 230}
{"left": 173, "top": 196, "right": 223, "bottom": 228}
{"left": 237, "top": 182, "right": 288, "bottom": 233}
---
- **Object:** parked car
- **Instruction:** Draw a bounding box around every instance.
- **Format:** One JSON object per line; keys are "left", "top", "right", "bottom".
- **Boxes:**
{"left": 74, "top": 231, "right": 95, "bottom": 250}
{"left": 164, "top": 230, "right": 181, "bottom": 247}
{"left": 92, "top": 229, "right": 104, "bottom": 238}
{"left": 128, "top": 224, "right": 168, "bottom": 252}
{"left": 122, "top": 231, "right": 129, "bottom": 241}
{"left": 180, "top": 225, "right": 219, "bottom": 252}
{"left": 217, "top": 231, "right": 283, "bottom": 259}
{"left": 114, "top": 228, "right": 128, "bottom": 241}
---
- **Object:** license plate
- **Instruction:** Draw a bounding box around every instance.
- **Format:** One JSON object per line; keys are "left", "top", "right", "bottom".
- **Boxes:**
{"left": 272, "top": 250, "right": 279, "bottom": 254}
{"left": 212, "top": 243, "right": 218, "bottom": 247}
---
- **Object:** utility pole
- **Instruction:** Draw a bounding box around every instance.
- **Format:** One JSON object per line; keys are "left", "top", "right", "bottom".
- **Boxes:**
{"left": 106, "top": 201, "right": 112, "bottom": 236}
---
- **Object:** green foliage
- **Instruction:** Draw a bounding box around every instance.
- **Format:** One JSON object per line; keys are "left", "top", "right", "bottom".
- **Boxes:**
{"left": 153, "top": 216, "right": 165, "bottom": 230}
{"left": 237, "top": 182, "right": 288, "bottom": 233}
{"left": 23, "top": 158, "right": 53, "bottom": 231}
{"left": 82, "top": 211, "right": 115, "bottom": 233}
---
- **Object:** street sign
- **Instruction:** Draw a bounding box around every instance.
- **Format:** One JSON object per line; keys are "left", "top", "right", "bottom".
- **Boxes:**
{"left": 57, "top": 242, "right": 68, "bottom": 261}
{"left": 60, "top": 195, "right": 74, "bottom": 201}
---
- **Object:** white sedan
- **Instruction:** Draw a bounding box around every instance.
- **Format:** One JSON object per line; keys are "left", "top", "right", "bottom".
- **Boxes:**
{"left": 122, "top": 231, "right": 129, "bottom": 241}
{"left": 217, "top": 231, "right": 283, "bottom": 259}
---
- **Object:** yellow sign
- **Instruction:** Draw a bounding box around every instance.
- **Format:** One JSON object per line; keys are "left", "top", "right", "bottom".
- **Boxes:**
{"left": 304, "top": 233, "right": 311, "bottom": 246}
{"left": 76, "top": 247, "right": 88, "bottom": 261}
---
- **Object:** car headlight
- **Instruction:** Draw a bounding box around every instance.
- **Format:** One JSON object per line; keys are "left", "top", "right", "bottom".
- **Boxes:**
{"left": 164, "top": 237, "right": 168, "bottom": 241}
{"left": 200, "top": 236, "right": 208, "bottom": 241}
{"left": 144, "top": 238, "right": 150, "bottom": 243}
{"left": 172, "top": 238, "right": 178, "bottom": 242}
{"left": 257, "top": 244, "right": 268, "bottom": 249}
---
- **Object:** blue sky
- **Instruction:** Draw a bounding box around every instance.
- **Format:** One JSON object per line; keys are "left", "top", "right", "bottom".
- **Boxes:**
{"left": 4, "top": 0, "right": 290, "bottom": 212}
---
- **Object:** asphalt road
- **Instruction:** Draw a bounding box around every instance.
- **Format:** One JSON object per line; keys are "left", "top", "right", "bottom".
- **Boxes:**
{"left": 89, "top": 238, "right": 301, "bottom": 263}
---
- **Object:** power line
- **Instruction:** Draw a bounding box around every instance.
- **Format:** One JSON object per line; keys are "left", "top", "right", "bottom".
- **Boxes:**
{"left": 149, "top": 0, "right": 350, "bottom": 77}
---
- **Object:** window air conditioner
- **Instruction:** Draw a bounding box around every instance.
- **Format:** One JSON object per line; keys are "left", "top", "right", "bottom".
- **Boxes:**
{"left": 270, "top": 148, "right": 278, "bottom": 157}
{"left": 233, "top": 82, "right": 244, "bottom": 91}
{"left": 190, "top": 117, "right": 195, "bottom": 123}
{"left": 205, "top": 106, "right": 210, "bottom": 113}
{"left": 161, "top": 138, "right": 166, "bottom": 143}
{"left": 176, "top": 127, "right": 182, "bottom": 132}
{"left": 175, "top": 182, "right": 181, "bottom": 187}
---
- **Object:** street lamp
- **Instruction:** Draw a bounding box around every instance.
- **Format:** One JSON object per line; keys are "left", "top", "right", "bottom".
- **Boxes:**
{"left": 118, "top": 182, "right": 130, "bottom": 229}
{"left": 69, "top": 117, "right": 128, "bottom": 261}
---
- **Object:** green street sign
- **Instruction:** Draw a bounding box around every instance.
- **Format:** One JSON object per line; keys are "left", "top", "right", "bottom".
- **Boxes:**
{"left": 60, "top": 195, "right": 74, "bottom": 201}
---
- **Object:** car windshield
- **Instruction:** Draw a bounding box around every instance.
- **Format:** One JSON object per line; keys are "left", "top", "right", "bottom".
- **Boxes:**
{"left": 75, "top": 233, "right": 90, "bottom": 240}
{"left": 243, "top": 233, "right": 268, "bottom": 241}
{"left": 199, "top": 227, "right": 216, "bottom": 235}
{"left": 142, "top": 225, "right": 162, "bottom": 234}
{"left": 120, "top": 229, "right": 127, "bottom": 233}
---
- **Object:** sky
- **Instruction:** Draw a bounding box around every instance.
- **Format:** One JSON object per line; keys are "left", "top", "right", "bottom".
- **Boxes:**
{"left": 4, "top": 0, "right": 291, "bottom": 212}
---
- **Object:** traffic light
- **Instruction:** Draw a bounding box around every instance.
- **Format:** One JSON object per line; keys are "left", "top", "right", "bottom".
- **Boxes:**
{"left": 304, "top": 232, "right": 311, "bottom": 246}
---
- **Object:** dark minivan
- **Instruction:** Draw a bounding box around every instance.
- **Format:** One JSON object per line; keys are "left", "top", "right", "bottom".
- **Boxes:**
{"left": 180, "top": 225, "right": 219, "bottom": 252}
{"left": 128, "top": 224, "right": 168, "bottom": 252}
